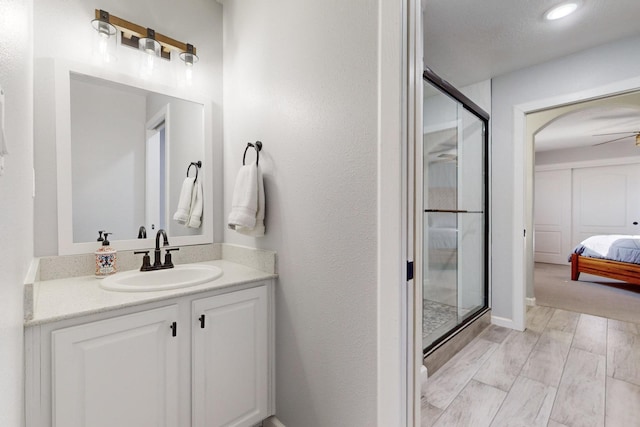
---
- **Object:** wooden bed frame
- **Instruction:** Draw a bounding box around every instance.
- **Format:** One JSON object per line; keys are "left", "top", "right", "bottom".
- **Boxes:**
{"left": 570, "top": 253, "right": 640, "bottom": 286}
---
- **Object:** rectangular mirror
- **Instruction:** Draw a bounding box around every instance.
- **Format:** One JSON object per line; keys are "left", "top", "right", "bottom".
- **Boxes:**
{"left": 53, "top": 61, "right": 213, "bottom": 255}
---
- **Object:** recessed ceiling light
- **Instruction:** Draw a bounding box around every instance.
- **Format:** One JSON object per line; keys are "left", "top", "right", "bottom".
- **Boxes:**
{"left": 544, "top": 2, "right": 579, "bottom": 21}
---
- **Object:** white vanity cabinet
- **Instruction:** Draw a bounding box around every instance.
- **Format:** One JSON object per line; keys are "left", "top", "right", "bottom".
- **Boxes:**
{"left": 25, "top": 280, "right": 275, "bottom": 427}
{"left": 193, "top": 285, "right": 269, "bottom": 427}
{"left": 52, "top": 305, "right": 180, "bottom": 427}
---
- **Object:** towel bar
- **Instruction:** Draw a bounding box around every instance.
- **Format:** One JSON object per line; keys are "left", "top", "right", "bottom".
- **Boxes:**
{"left": 243, "top": 141, "right": 263, "bottom": 166}
{"left": 187, "top": 161, "right": 202, "bottom": 182}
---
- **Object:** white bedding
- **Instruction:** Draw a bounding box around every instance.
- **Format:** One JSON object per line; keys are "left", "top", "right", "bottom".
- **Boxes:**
{"left": 572, "top": 235, "right": 640, "bottom": 265}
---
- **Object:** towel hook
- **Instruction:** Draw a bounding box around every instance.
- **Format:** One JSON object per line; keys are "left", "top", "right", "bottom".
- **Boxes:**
{"left": 187, "top": 161, "right": 202, "bottom": 182}
{"left": 243, "top": 141, "right": 263, "bottom": 166}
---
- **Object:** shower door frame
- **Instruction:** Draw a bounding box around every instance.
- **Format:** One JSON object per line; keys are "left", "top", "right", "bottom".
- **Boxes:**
{"left": 421, "top": 68, "right": 490, "bottom": 356}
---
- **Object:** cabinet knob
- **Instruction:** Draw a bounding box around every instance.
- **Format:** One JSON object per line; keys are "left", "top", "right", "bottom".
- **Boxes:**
{"left": 170, "top": 321, "right": 177, "bottom": 337}
{"left": 199, "top": 314, "right": 205, "bottom": 328}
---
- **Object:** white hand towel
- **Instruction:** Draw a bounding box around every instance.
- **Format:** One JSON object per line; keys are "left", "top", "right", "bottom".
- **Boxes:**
{"left": 187, "top": 180, "right": 203, "bottom": 228}
{"left": 234, "top": 165, "right": 265, "bottom": 236}
{"left": 228, "top": 163, "right": 259, "bottom": 230}
{"left": 173, "top": 177, "right": 196, "bottom": 224}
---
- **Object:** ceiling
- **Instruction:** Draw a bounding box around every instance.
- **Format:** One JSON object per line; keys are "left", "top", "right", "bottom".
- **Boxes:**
{"left": 423, "top": 0, "right": 640, "bottom": 88}
{"left": 422, "top": 0, "right": 640, "bottom": 152}
{"left": 535, "top": 104, "right": 640, "bottom": 151}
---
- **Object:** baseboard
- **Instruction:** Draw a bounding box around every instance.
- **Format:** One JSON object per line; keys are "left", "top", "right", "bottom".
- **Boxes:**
{"left": 263, "top": 416, "right": 286, "bottom": 427}
{"left": 420, "top": 365, "right": 428, "bottom": 396}
{"left": 491, "top": 315, "right": 515, "bottom": 329}
{"left": 526, "top": 297, "right": 536, "bottom": 306}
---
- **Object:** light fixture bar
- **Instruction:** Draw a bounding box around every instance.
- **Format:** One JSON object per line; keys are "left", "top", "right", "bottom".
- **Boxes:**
{"left": 93, "top": 9, "right": 197, "bottom": 60}
{"left": 95, "top": 9, "right": 145, "bottom": 37}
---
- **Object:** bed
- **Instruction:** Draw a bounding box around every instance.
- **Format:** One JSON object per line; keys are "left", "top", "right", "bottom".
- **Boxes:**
{"left": 570, "top": 235, "right": 640, "bottom": 286}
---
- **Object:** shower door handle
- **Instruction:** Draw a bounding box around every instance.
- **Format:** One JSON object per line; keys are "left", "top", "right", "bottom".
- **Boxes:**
{"left": 424, "top": 209, "right": 484, "bottom": 213}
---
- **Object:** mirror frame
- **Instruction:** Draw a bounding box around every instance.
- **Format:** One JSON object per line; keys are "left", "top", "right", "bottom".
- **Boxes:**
{"left": 54, "top": 60, "right": 214, "bottom": 255}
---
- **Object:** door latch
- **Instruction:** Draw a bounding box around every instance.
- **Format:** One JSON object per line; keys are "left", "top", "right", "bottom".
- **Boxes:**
{"left": 407, "top": 261, "right": 414, "bottom": 281}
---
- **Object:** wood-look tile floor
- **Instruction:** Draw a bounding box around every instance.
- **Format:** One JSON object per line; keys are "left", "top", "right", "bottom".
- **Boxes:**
{"left": 421, "top": 306, "right": 640, "bottom": 427}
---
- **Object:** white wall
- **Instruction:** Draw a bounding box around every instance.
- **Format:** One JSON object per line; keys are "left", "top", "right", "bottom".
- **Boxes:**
{"left": 0, "top": 0, "right": 33, "bottom": 426}
{"left": 423, "top": 80, "right": 491, "bottom": 130}
{"left": 146, "top": 93, "right": 205, "bottom": 237}
{"left": 222, "top": 0, "right": 379, "bottom": 425}
{"left": 70, "top": 77, "right": 146, "bottom": 242}
{"left": 536, "top": 141, "right": 638, "bottom": 165}
{"left": 33, "top": 0, "right": 223, "bottom": 255}
{"left": 167, "top": 99, "right": 205, "bottom": 237}
{"left": 491, "top": 34, "right": 640, "bottom": 321}
{"left": 460, "top": 80, "right": 491, "bottom": 116}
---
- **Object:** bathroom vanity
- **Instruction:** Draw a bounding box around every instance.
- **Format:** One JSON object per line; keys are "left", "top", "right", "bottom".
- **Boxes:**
{"left": 24, "top": 257, "right": 276, "bottom": 427}
{"left": 27, "top": 57, "right": 275, "bottom": 426}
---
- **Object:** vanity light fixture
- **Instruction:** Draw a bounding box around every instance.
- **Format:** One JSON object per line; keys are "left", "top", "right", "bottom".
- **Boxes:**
{"left": 91, "top": 10, "right": 117, "bottom": 38}
{"left": 91, "top": 9, "right": 198, "bottom": 63}
{"left": 138, "top": 28, "right": 161, "bottom": 57}
{"left": 179, "top": 43, "right": 199, "bottom": 66}
{"left": 544, "top": 2, "right": 580, "bottom": 21}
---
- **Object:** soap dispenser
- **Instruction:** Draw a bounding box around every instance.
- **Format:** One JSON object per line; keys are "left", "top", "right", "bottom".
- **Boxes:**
{"left": 95, "top": 231, "right": 117, "bottom": 278}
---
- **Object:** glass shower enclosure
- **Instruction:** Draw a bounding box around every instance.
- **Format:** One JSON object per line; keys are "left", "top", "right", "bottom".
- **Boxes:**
{"left": 422, "top": 69, "right": 489, "bottom": 353}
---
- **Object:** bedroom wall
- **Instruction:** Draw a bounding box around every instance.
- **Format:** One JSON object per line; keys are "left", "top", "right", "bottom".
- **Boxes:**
{"left": 491, "top": 34, "right": 640, "bottom": 323}
{"left": 536, "top": 141, "right": 639, "bottom": 165}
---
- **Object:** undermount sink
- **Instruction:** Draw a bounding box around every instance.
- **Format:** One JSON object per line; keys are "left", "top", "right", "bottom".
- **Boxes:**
{"left": 100, "top": 264, "right": 223, "bottom": 292}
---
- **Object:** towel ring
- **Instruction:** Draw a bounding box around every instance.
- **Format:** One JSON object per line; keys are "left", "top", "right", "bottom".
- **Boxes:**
{"left": 243, "top": 141, "right": 263, "bottom": 166}
{"left": 187, "top": 161, "right": 202, "bottom": 182}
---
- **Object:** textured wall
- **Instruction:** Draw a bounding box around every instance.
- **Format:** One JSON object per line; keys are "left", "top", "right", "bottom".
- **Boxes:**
{"left": 0, "top": 0, "right": 33, "bottom": 425}
{"left": 491, "top": 34, "right": 640, "bottom": 321}
{"left": 222, "top": 0, "right": 379, "bottom": 425}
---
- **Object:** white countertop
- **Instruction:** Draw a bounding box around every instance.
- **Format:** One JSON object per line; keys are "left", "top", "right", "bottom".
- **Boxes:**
{"left": 27, "top": 259, "right": 276, "bottom": 327}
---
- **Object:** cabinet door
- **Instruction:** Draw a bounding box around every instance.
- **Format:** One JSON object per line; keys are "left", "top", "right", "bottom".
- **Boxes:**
{"left": 52, "top": 305, "right": 180, "bottom": 427}
{"left": 193, "top": 286, "right": 268, "bottom": 427}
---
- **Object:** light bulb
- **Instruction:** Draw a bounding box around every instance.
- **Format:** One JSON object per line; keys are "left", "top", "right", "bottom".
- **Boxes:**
{"left": 99, "top": 37, "right": 108, "bottom": 56}
{"left": 544, "top": 2, "right": 579, "bottom": 21}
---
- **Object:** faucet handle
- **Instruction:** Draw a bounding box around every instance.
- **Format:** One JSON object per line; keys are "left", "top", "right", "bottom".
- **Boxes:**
{"left": 134, "top": 250, "right": 152, "bottom": 271}
{"left": 164, "top": 247, "right": 180, "bottom": 269}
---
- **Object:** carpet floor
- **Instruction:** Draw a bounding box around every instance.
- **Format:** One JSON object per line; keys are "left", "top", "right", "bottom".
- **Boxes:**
{"left": 534, "top": 262, "right": 640, "bottom": 323}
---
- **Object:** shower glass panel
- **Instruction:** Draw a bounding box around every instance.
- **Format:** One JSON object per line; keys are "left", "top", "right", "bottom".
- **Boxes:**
{"left": 422, "top": 70, "right": 489, "bottom": 353}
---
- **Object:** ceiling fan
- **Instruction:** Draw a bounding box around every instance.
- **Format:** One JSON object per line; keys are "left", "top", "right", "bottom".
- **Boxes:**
{"left": 593, "top": 131, "right": 640, "bottom": 146}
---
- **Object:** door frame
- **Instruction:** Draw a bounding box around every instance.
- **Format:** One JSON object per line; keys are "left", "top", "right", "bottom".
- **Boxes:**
{"left": 377, "top": 0, "right": 422, "bottom": 425}
{"left": 145, "top": 105, "right": 170, "bottom": 233}
{"left": 513, "top": 75, "right": 640, "bottom": 330}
